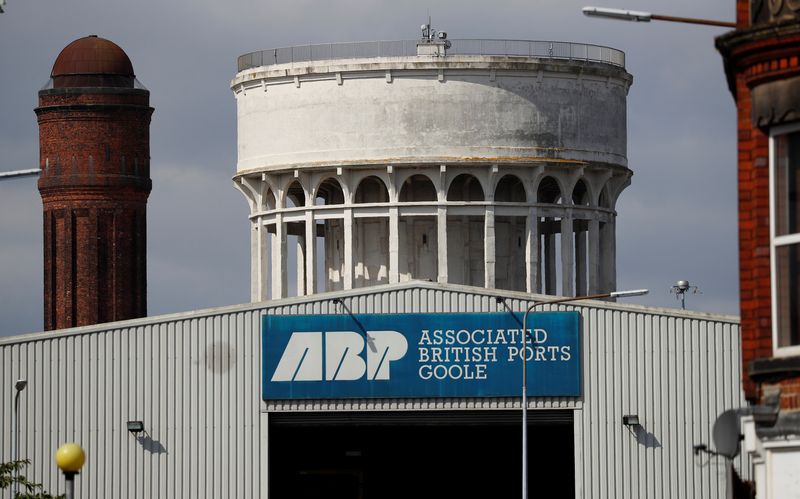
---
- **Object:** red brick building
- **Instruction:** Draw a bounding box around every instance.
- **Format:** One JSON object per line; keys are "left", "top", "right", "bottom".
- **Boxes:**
{"left": 36, "top": 36, "right": 152, "bottom": 330}
{"left": 717, "top": 1, "right": 800, "bottom": 494}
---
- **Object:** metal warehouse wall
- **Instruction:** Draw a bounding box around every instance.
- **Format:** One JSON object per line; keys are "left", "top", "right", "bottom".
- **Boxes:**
{"left": 0, "top": 282, "right": 745, "bottom": 498}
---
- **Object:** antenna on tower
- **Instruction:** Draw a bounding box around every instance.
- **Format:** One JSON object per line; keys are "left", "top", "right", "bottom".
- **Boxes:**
{"left": 419, "top": 17, "right": 450, "bottom": 51}
{"left": 670, "top": 280, "right": 701, "bottom": 310}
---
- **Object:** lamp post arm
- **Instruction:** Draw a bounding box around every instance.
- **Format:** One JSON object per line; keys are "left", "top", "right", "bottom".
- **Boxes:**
{"left": 650, "top": 14, "right": 735, "bottom": 28}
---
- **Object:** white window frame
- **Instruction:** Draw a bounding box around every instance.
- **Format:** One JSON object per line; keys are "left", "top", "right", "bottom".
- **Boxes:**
{"left": 769, "top": 122, "right": 800, "bottom": 357}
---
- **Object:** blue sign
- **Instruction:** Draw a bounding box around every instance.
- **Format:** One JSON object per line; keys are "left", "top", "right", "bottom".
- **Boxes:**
{"left": 262, "top": 312, "right": 581, "bottom": 400}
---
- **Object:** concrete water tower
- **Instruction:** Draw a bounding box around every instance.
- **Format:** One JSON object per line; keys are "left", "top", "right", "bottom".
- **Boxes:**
{"left": 231, "top": 32, "right": 632, "bottom": 300}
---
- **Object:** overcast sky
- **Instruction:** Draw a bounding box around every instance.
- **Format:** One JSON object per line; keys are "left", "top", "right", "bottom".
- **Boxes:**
{"left": 0, "top": 0, "right": 738, "bottom": 336}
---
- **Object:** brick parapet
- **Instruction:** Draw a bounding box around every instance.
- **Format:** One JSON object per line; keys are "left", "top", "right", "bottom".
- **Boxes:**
{"left": 761, "top": 379, "right": 800, "bottom": 411}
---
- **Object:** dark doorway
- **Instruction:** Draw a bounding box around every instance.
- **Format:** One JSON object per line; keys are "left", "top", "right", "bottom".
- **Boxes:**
{"left": 269, "top": 410, "right": 574, "bottom": 499}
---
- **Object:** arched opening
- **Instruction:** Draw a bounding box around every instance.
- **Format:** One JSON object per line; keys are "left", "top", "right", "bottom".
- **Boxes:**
{"left": 317, "top": 178, "right": 345, "bottom": 205}
{"left": 495, "top": 175, "right": 526, "bottom": 291}
{"left": 354, "top": 176, "right": 389, "bottom": 204}
{"left": 537, "top": 176, "right": 562, "bottom": 204}
{"left": 447, "top": 174, "right": 485, "bottom": 287}
{"left": 495, "top": 175, "right": 526, "bottom": 203}
{"left": 399, "top": 174, "right": 436, "bottom": 202}
{"left": 399, "top": 175, "right": 438, "bottom": 282}
{"left": 447, "top": 174, "right": 484, "bottom": 201}
{"left": 265, "top": 188, "right": 277, "bottom": 211}
{"left": 572, "top": 179, "right": 590, "bottom": 206}
{"left": 285, "top": 181, "right": 306, "bottom": 208}
{"left": 354, "top": 175, "right": 389, "bottom": 287}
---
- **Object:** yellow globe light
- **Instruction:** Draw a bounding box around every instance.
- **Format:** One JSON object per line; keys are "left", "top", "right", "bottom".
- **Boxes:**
{"left": 55, "top": 443, "right": 85, "bottom": 473}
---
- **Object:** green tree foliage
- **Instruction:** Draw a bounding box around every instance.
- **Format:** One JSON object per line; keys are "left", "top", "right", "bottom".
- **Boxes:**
{"left": 0, "top": 460, "right": 63, "bottom": 499}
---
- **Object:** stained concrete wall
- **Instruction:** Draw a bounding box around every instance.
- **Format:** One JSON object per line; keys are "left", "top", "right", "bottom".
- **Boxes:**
{"left": 232, "top": 56, "right": 632, "bottom": 173}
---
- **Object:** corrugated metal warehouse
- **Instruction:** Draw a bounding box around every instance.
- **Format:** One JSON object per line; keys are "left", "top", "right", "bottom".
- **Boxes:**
{"left": 1, "top": 281, "right": 746, "bottom": 498}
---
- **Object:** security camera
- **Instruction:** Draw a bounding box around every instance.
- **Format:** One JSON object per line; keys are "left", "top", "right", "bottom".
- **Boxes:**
{"left": 438, "top": 31, "right": 447, "bottom": 39}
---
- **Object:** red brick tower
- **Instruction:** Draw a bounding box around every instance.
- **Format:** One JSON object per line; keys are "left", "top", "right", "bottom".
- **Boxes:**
{"left": 36, "top": 36, "right": 153, "bottom": 330}
{"left": 717, "top": 1, "right": 800, "bottom": 405}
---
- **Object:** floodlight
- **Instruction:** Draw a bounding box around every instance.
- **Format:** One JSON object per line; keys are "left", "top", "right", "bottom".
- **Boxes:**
{"left": 582, "top": 6, "right": 652, "bottom": 22}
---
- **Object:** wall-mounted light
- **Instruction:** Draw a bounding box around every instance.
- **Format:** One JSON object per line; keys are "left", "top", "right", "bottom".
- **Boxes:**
{"left": 127, "top": 421, "right": 145, "bottom": 434}
{"left": 622, "top": 414, "right": 640, "bottom": 426}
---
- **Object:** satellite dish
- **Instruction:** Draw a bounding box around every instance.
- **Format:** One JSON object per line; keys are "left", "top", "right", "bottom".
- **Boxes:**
{"left": 712, "top": 409, "right": 741, "bottom": 459}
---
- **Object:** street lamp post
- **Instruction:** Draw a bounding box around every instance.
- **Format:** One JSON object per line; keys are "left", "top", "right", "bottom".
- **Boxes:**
{"left": 582, "top": 6, "right": 735, "bottom": 28}
{"left": 520, "top": 289, "right": 648, "bottom": 499}
{"left": 55, "top": 443, "right": 85, "bottom": 499}
{"left": 12, "top": 379, "right": 27, "bottom": 499}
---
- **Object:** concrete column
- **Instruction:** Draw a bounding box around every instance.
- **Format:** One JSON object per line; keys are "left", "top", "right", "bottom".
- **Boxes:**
{"left": 525, "top": 208, "right": 539, "bottom": 293}
{"left": 250, "top": 220, "right": 259, "bottom": 301}
{"left": 544, "top": 225, "right": 556, "bottom": 295}
{"left": 305, "top": 210, "right": 316, "bottom": 295}
{"left": 575, "top": 226, "right": 587, "bottom": 296}
{"left": 343, "top": 207, "right": 354, "bottom": 290}
{"left": 600, "top": 218, "right": 616, "bottom": 293}
{"left": 296, "top": 234, "right": 306, "bottom": 296}
{"left": 561, "top": 215, "right": 574, "bottom": 297}
{"left": 609, "top": 219, "right": 617, "bottom": 292}
{"left": 389, "top": 207, "right": 399, "bottom": 283}
{"left": 588, "top": 219, "right": 600, "bottom": 294}
{"left": 252, "top": 217, "right": 269, "bottom": 302}
{"left": 484, "top": 205, "right": 496, "bottom": 289}
{"left": 272, "top": 213, "right": 287, "bottom": 299}
{"left": 437, "top": 207, "right": 448, "bottom": 283}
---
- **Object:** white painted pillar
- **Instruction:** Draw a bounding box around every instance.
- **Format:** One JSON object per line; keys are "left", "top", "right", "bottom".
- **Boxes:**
{"left": 296, "top": 234, "right": 306, "bottom": 296}
{"left": 575, "top": 225, "right": 587, "bottom": 296}
{"left": 588, "top": 219, "right": 600, "bottom": 294}
{"left": 561, "top": 214, "right": 574, "bottom": 297}
{"left": 525, "top": 208, "right": 539, "bottom": 293}
{"left": 250, "top": 221, "right": 258, "bottom": 301}
{"left": 343, "top": 207, "right": 354, "bottom": 290}
{"left": 437, "top": 207, "right": 448, "bottom": 283}
{"left": 305, "top": 210, "right": 316, "bottom": 295}
{"left": 272, "top": 213, "right": 287, "bottom": 299}
{"left": 389, "top": 207, "right": 399, "bottom": 283}
{"left": 484, "top": 205, "right": 496, "bottom": 289}
{"left": 251, "top": 218, "right": 269, "bottom": 302}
